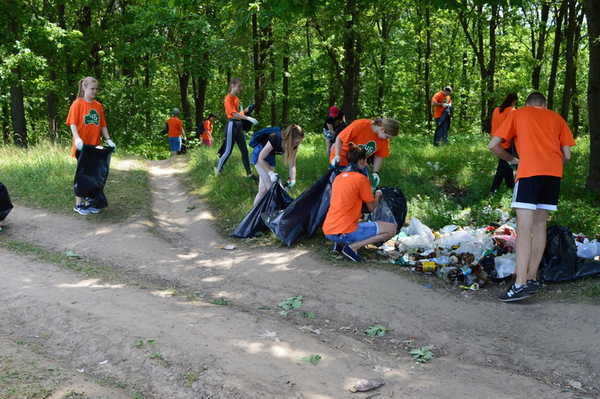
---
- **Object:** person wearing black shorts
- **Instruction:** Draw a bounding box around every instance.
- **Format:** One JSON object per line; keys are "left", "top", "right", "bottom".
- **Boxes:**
{"left": 489, "top": 92, "right": 575, "bottom": 302}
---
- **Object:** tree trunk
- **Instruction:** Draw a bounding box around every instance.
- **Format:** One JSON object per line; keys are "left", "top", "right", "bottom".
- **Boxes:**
{"left": 341, "top": 0, "right": 360, "bottom": 121}
{"left": 532, "top": 3, "right": 550, "bottom": 90}
{"left": 584, "top": 0, "right": 600, "bottom": 192}
{"left": 459, "top": 51, "right": 469, "bottom": 125}
{"left": 269, "top": 29, "right": 277, "bottom": 126}
{"left": 570, "top": 8, "right": 584, "bottom": 137}
{"left": 10, "top": 75, "right": 27, "bottom": 147}
{"left": 46, "top": 75, "right": 59, "bottom": 142}
{"left": 560, "top": 0, "right": 580, "bottom": 121}
{"left": 193, "top": 76, "right": 208, "bottom": 130}
{"left": 252, "top": 15, "right": 272, "bottom": 115}
{"left": 178, "top": 72, "right": 191, "bottom": 130}
{"left": 376, "top": 15, "right": 390, "bottom": 114}
{"left": 548, "top": 0, "right": 567, "bottom": 110}
{"left": 424, "top": 5, "right": 432, "bottom": 128}
{"left": 484, "top": 4, "right": 499, "bottom": 133}
{"left": 2, "top": 101, "right": 10, "bottom": 144}
{"left": 282, "top": 48, "right": 290, "bottom": 125}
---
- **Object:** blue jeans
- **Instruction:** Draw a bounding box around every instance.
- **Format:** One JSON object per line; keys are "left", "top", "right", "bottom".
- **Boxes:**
{"left": 169, "top": 137, "right": 182, "bottom": 152}
{"left": 433, "top": 111, "right": 451, "bottom": 146}
{"left": 325, "top": 222, "right": 379, "bottom": 245}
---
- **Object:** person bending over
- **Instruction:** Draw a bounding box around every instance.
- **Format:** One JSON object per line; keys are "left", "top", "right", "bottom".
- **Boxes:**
{"left": 329, "top": 117, "right": 399, "bottom": 189}
{"left": 489, "top": 92, "right": 575, "bottom": 302}
{"left": 251, "top": 125, "right": 304, "bottom": 206}
{"left": 323, "top": 147, "right": 397, "bottom": 262}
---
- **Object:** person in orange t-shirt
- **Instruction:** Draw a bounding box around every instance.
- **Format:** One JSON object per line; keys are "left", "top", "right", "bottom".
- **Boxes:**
{"left": 201, "top": 114, "right": 216, "bottom": 146}
{"left": 215, "top": 77, "right": 257, "bottom": 178}
{"left": 164, "top": 108, "right": 185, "bottom": 156}
{"left": 489, "top": 93, "right": 518, "bottom": 193}
{"left": 323, "top": 147, "right": 397, "bottom": 262}
{"left": 431, "top": 86, "right": 453, "bottom": 146}
{"left": 329, "top": 117, "right": 399, "bottom": 189}
{"left": 489, "top": 92, "right": 576, "bottom": 302}
{"left": 66, "top": 76, "right": 115, "bottom": 215}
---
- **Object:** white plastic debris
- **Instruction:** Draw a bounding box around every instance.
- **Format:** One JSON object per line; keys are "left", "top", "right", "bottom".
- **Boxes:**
{"left": 494, "top": 253, "right": 516, "bottom": 278}
{"left": 576, "top": 240, "right": 600, "bottom": 259}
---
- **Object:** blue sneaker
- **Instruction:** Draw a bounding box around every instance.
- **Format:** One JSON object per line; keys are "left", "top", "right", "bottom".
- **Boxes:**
{"left": 73, "top": 205, "right": 91, "bottom": 215}
{"left": 86, "top": 206, "right": 101, "bottom": 214}
{"left": 341, "top": 245, "right": 362, "bottom": 262}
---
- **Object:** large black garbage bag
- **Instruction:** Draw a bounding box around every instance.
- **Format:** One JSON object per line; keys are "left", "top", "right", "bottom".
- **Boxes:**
{"left": 74, "top": 145, "right": 113, "bottom": 209}
{"left": 372, "top": 187, "right": 407, "bottom": 232}
{"left": 541, "top": 225, "right": 600, "bottom": 282}
{"left": 232, "top": 181, "right": 293, "bottom": 238}
{"left": 263, "top": 169, "right": 336, "bottom": 246}
{"left": 0, "top": 182, "right": 14, "bottom": 221}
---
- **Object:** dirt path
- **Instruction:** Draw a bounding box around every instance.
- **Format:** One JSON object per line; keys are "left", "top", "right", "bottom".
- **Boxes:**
{"left": 1, "top": 158, "right": 597, "bottom": 398}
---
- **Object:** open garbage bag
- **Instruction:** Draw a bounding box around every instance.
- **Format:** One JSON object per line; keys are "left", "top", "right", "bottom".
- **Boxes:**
{"left": 371, "top": 187, "right": 407, "bottom": 232}
{"left": 0, "top": 182, "right": 13, "bottom": 221}
{"left": 541, "top": 225, "right": 600, "bottom": 282}
{"left": 263, "top": 169, "right": 336, "bottom": 246}
{"left": 232, "top": 181, "right": 293, "bottom": 238}
{"left": 74, "top": 145, "right": 114, "bottom": 209}
{"left": 576, "top": 240, "right": 600, "bottom": 259}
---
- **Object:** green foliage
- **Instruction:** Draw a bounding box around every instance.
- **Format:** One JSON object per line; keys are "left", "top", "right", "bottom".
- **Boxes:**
{"left": 410, "top": 346, "right": 434, "bottom": 363}
{"left": 364, "top": 325, "right": 390, "bottom": 337}
{"left": 278, "top": 295, "right": 304, "bottom": 316}
{"left": 300, "top": 354, "right": 322, "bottom": 365}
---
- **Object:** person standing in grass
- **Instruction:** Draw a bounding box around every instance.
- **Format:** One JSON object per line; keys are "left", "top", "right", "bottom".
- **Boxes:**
{"left": 66, "top": 76, "right": 115, "bottom": 215}
{"left": 323, "top": 105, "right": 340, "bottom": 154}
{"left": 490, "top": 93, "right": 518, "bottom": 193}
{"left": 201, "top": 113, "right": 217, "bottom": 147}
{"left": 489, "top": 92, "right": 576, "bottom": 302}
{"left": 323, "top": 147, "right": 397, "bottom": 262}
{"left": 215, "top": 78, "right": 256, "bottom": 178}
{"left": 165, "top": 108, "right": 185, "bottom": 157}
{"left": 431, "top": 86, "right": 453, "bottom": 146}
{"left": 251, "top": 124, "right": 304, "bottom": 206}
{"left": 329, "top": 117, "right": 399, "bottom": 188}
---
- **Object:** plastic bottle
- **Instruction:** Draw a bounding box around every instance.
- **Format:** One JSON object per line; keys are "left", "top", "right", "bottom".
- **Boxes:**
{"left": 415, "top": 261, "right": 438, "bottom": 273}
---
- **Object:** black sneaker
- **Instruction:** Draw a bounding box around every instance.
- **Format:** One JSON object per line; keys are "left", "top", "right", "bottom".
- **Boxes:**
{"left": 525, "top": 280, "right": 542, "bottom": 295}
{"left": 341, "top": 245, "right": 362, "bottom": 262}
{"left": 73, "top": 204, "right": 91, "bottom": 215}
{"left": 499, "top": 284, "right": 531, "bottom": 302}
{"left": 331, "top": 242, "right": 344, "bottom": 254}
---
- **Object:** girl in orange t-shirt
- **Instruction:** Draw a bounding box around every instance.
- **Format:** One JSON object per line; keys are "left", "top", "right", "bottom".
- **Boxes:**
{"left": 489, "top": 93, "right": 518, "bottom": 193}
{"left": 202, "top": 114, "right": 216, "bottom": 146}
{"left": 65, "top": 76, "right": 115, "bottom": 215}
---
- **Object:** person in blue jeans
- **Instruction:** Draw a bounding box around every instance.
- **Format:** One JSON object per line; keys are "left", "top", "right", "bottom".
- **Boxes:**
{"left": 322, "top": 147, "right": 397, "bottom": 262}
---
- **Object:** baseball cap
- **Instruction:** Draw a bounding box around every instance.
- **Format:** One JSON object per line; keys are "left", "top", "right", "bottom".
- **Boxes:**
{"left": 328, "top": 106, "right": 340, "bottom": 118}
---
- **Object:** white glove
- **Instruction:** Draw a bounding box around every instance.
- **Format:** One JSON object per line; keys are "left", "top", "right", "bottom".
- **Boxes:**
{"left": 508, "top": 157, "right": 519, "bottom": 166}
{"left": 246, "top": 116, "right": 258, "bottom": 125}
{"left": 268, "top": 171, "right": 279, "bottom": 182}
{"left": 330, "top": 155, "right": 340, "bottom": 168}
{"left": 286, "top": 179, "right": 296, "bottom": 188}
{"left": 443, "top": 103, "right": 451, "bottom": 108}
{"left": 106, "top": 139, "right": 116, "bottom": 148}
{"left": 74, "top": 137, "right": 84, "bottom": 150}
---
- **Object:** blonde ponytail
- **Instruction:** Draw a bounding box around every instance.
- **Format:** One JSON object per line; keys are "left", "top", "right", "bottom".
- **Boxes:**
{"left": 282, "top": 124, "right": 304, "bottom": 165}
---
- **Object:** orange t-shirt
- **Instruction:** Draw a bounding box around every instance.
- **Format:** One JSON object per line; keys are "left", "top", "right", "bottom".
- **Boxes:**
{"left": 493, "top": 106, "right": 575, "bottom": 180}
{"left": 328, "top": 119, "right": 390, "bottom": 167}
{"left": 166, "top": 116, "right": 183, "bottom": 138}
{"left": 65, "top": 97, "right": 106, "bottom": 157}
{"left": 202, "top": 120, "right": 213, "bottom": 141}
{"left": 431, "top": 91, "right": 449, "bottom": 119}
{"left": 323, "top": 171, "right": 375, "bottom": 235}
{"left": 224, "top": 94, "right": 243, "bottom": 119}
{"left": 490, "top": 106, "right": 516, "bottom": 149}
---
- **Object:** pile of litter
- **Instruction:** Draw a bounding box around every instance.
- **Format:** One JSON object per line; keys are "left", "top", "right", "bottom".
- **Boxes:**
{"left": 378, "top": 217, "right": 600, "bottom": 289}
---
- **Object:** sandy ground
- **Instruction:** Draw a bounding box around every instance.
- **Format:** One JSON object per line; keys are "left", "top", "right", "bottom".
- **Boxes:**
{"left": 0, "top": 157, "right": 597, "bottom": 398}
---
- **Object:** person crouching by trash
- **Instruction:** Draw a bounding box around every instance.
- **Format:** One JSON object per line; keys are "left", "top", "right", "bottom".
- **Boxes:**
{"left": 66, "top": 76, "right": 115, "bottom": 215}
{"left": 251, "top": 125, "right": 304, "bottom": 206}
{"left": 323, "top": 147, "right": 397, "bottom": 262}
{"left": 329, "top": 117, "right": 399, "bottom": 189}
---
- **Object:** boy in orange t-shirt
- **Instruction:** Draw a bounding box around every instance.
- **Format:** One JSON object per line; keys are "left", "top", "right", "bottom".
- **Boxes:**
{"left": 489, "top": 92, "right": 575, "bottom": 302}
{"left": 329, "top": 118, "right": 399, "bottom": 189}
{"left": 489, "top": 93, "right": 518, "bottom": 193}
{"left": 323, "top": 148, "right": 397, "bottom": 262}
{"left": 431, "top": 86, "right": 452, "bottom": 146}
{"left": 66, "top": 76, "right": 115, "bottom": 215}
{"left": 165, "top": 108, "right": 185, "bottom": 156}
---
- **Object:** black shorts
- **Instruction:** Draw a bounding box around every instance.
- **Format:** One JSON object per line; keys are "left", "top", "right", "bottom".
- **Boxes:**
{"left": 512, "top": 176, "right": 561, "bottom": 211}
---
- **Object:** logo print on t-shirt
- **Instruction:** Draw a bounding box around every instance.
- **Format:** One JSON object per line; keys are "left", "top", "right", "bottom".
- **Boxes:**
{"left": 350, "top": 140, "right": 377, "bottom": 157}
{"left": 84, "top": 109, "right": 100, "bottom": 125}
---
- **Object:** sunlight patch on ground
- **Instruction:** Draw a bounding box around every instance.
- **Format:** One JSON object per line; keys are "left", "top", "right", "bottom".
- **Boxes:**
{"left": 57, "top": 279, "right": 125, "bottom": 289}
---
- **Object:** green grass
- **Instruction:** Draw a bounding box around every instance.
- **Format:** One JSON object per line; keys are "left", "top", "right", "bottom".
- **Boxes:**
{"left": 0, "top": 142, "right": 152, "bottom": 222}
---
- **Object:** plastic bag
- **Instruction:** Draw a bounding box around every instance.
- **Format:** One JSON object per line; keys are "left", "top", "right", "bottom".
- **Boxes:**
{"left": 437, "top": 228, "right": 494, "bottom": 261}
{"left": 396, "top": 218, "right": 435, "bottom": 250}
{"left": 263, "top": 170, "right": 335, "bottom": 246}
{"left": 371, "top": 199, "right": 396, "bottom": 225}
{"left": 494, "top": 253, "right": 516, "bottom": 279}
{"left": 0, "top": 182, "right": 14, "bottom": 222}
{"left": 376, "top": 187, "right": 407, "bottom": 232}
{"left": 541, "top": 225, "right": 600, "bottom": 282}
{"left": 232, "top": 181, "right": 293, "bottom": 238}
{"left": 73, "top": 145, "right": 114, "bottom": 209}
{"left": 576, "top": 240, "right": 600, "bottom": 259}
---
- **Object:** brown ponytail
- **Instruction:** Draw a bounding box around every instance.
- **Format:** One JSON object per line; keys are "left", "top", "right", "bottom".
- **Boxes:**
{"left": 282, "top": 124, "right": 304, "bottom": 165}
{"left": 77, "top": 76, "right": 98, "bottom": 98}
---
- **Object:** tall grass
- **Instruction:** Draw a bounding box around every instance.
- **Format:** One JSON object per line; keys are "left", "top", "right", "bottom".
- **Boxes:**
{"left": 0, "top": 143, "right": 152, "bottom": 221}
{"left": 187, "top": 131, "right": 599, "bottom": 236}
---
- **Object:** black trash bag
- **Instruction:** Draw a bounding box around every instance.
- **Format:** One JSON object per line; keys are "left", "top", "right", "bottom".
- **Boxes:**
{"left": 541, "top": 225, "right": 600, "bottom": 282}
{"left": 231, "top": 181, "right": 293, "bottom": 238}
{"left": 372, "top": 187, "right": 407, "bottom": 232}
{"left": 263, "top": 169, "right": 336, "bottom": 247}
{"left": 178, "top": 138, "right": 188, "bottom": 155}
{"left": 73, "top": 145, "right": 114, "bottom": 209}
{"left": 0, "top": 182, "right": 14, "bottom": 222}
